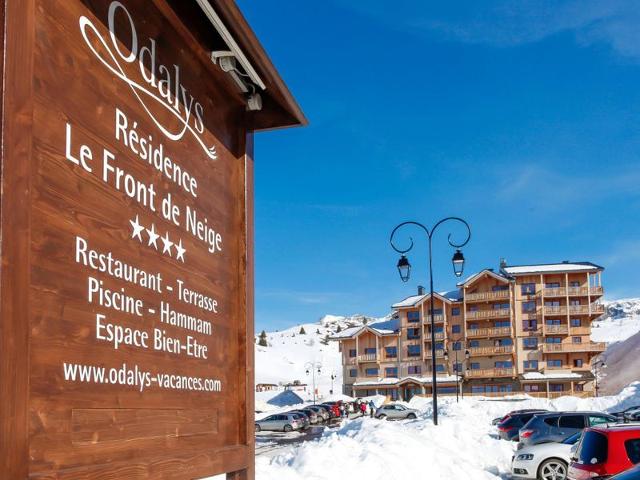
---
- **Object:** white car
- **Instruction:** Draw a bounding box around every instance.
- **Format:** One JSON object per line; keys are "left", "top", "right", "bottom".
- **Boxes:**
{"left": 511, "top": 432, "right": 581, "bottom": 480}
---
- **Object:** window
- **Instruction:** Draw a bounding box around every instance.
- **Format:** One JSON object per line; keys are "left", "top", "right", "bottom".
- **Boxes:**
{"left": 523, "top": 338, "right": 538, "bottom": 349}
{"left": 349, "top": 369, "right": 357, "bottom": 377}
{"left": 523, "top": 319, "right": 538, "bottom": 331}
{"left": 407, "top": 311, "right": 420, "bottom": 322}
{"left": 570, "top": 281, "right": 580, "bottom": 287}
{"left": 364, "top": 347, "right": 377, "bottom": 354}
{"left": 524, "top": 384, "right": 540, "bottom": 392}
{"left": 495, "top": 361, "right": 513, "bottom": 369}
{"left": 385, "top": 367, "right": 398, "bottom": 377}
{"left": 408, "top": 365, "right": 421, "bottom": 375}
{"left": 560, "top": 415, "right": 585, "bottom": 429}
{"left": 452, "top": 307, "right": 461, "bottom": 316}
{"left": 469, "top": 340, "right": 480, "bottom": 348}
{"left": 570, "top": 299, "right": 581, "bottom": 306}
{"left": 432, "top": 308, "right": 443, "bottom": 315}
{"left": 407, "top": 345, "right": 421, "bottom": 357}
{"left": 434, "top": 326, "right": 444, "bottom": 333}
{"left": 453, "top": 341, "right": 461, "bottom": 351}
{"left": 364, "top": 368, "right": 378, "bottom": 376}
{"left": 435, "top": 342, "right": 444, "bottom": 350}
{"left": 523, "top": 360, "right": 538, "bottom": 370}
{"left": 546, "top": 318, "right": 561, "bottom": 325}
{"left": 521, "top": 283, "right": 536, "bottom": 295}
{"left": 578, "top": 431, "right": 608, "bottom": 465}
{"left": 571, "top": 318, "right": 582, "bottom": 327}
{"left": 493, "top": 303, "right": 510, "bottom": 310}
{"left": 470, "top": 362, "right": 480, "bottom": 370}
{"left": 522, "top": 301, "right": 537, "bottom": 313}
{"left": 549, "top": 383, "right": 564, "bottom": 391}
{"left": 589, "top": 415, "right": 612, "bottom": 427}
{"left": 543, "top": 417, "right": 559, "bottom": 427}
{"left": 546, "top": 337, "right": 562, "bottom": 344}
{"left": 407, "top": 328, "right": 420, "bottom": 340}
{"left": 548, "top": 359, "right": 563, "bottom": 368}
{"left": 575, "top": 384, "right": 584, "bottom": 392}
{"left": 574, "top": 359, "right": 584, "bottom": 368}
{"left": 572, "top": 336, "right": 582, "bottom": 344}
{"left": 495, "top": 320, "right": 511, "bottom": 328}
{"left": 468, "top": 323, "right": 478, "bottom": 330}
{"left": 546, "top": 282, "right": 560, "bottom": 288}
{"left": 453, "top": 362, "right": 462, "bottom": 372}
{"left": 499, "top": 338, "right": 513, "bottom": 346}
{"left": 469, "top": 305, "right": 478, "bottom": 312}
{"left": 545, "top": 300, "right": 560, "bottom": 307}
{"left": 349, "top": 349, "right": 356, "bottom": 358}
{"left": 624, "top": 439, "right": 640, "bottom": 464}
{"left": 435, "top": 364, "right": 445, "bottom": 372}
{"left": 385, "top": 346, "right": 397, "bottom": 358}
{"left": 452, "top": 324, "right": 461, "bottom": 334}
{"left": 492, "top": 285, "right": 509, "bottom": 291}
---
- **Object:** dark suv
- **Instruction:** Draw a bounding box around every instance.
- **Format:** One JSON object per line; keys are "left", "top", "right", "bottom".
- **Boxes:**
{"left": 497, "top": 410, "right": 548, "bottom": 441}
{"left": 518, "top": 411, "right": 617, "bottom": 448}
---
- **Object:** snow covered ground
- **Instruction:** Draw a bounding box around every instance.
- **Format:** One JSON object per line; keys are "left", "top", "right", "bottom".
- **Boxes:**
{"left": 256, "top": 383, "right": 640, "bottom": 480}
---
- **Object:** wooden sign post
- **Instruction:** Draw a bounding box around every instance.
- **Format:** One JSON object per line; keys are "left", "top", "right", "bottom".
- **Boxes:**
{"left": 0, "top": 1, "right": 305, "bottom": 478}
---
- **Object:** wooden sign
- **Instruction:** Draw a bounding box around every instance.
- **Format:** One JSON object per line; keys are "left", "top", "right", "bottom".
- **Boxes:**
{"left": 0, "top": 1, "right": 305, "bottom": 478}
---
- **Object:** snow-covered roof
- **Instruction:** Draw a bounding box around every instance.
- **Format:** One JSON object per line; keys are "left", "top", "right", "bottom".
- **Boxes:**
{"left": 391, "top": 291, "right": 453, "bottom": 309}
{"left": 440, "top": 289, "right": 463, "bottom": 301}
{"left": 330, "top": 319, "right": 399, "bottom": 340}
{"left": 502, "top": 262, "right": 603, "bottom": 275}
{"left": 521, "top": 372, "right": 583, "bottom": 381}
{"left": 457, "top": 269, "right": 510, "bottom": 287}
{"left": 353, "top": 375, "right": 459, "bottom": 387}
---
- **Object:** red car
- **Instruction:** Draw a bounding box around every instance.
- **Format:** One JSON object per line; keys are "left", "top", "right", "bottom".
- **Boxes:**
{"left": 568, "top": 424, "right": 640, "bottom": 479}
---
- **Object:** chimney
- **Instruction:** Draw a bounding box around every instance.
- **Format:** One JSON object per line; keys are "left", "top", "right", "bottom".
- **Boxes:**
{"left": 499, "top": 258, "right": 507, "bottom": 269}
{"left": 417, "top": 285, "right": 425, "bottom": 295}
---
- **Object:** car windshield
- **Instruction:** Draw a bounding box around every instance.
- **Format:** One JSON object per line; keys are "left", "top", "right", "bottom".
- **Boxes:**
{"left": 578, "top": 431, "right": 608, "bottom": 465}
{"left": 563, "top": 432, "right": 582, "bottom": 445}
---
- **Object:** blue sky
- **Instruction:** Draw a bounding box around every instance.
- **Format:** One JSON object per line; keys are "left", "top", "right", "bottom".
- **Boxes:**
{"left": 236, "top": 0, "right": 640, "bottom": 331}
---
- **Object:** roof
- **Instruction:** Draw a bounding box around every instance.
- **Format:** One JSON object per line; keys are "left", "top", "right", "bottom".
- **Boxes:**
{"left": 192, "top": 1, "right": 307, "bottom": 130}
{"left": 391, "top": 292, "right": 452, "bottom": 309}
{"left": 353, "top": 375, "right": 459, "bottom": 387}
{"left": 591, "top": 423, "right": 640, "bottom": 434}
{"left": 521, "top": 372, "right": 584, "bottom": 381}
{"left": 330, "top": 319, "right": 399, "bottom": 340}
{"left": 502, "top": 262, "right": 603, "bottom": 275}
{"left": 457, "top": 269, "right": 510, "bottom": 287}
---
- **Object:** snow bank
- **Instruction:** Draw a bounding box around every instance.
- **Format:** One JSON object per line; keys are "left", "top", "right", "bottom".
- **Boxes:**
{"left": 257, "top": 383, "right": 640, "bottom": 480}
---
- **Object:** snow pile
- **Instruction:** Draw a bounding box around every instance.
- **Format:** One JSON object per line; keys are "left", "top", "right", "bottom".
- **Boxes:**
{"left": 592, "top": 298, "right": 640, "bottom": 343}
{"left": 256, "top": 383, "right": 640, "bottom": 480}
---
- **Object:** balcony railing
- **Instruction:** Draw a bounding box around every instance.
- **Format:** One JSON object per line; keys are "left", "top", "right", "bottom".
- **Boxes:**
{"left": 425, "top": 314, "right": 444, "bottom": 323}
{"left": 466, "top": 368, "right": 515, "bottom": 378}
{"left": 541, "top": 342, "right": 606, "bottom": 354}
{"left": 544, "top": 305, "right": 566, "bottom": 315}
{"left": 424, "top": 331, "right": 445, "bottom": 341}
{"left": 545, "top": 325, "right": 569, "bottom": 335}
{"left": 570, "top": 326, "right": 591, "bottom": 335}
{"left": 590, "top": 286, "right": 604, "bottom": 296}
{"left": 591, "top": 303, "right": 605, "bottom": 314}
{"left": 466, "top": 327, "right": 511, "bottom": 338}
{"left": 465, "top": 309, "right": 510, "bottom": 320}
{"left": 468, "top": 345, "right": 514, "bottom": 356}
{"left": 544, "top": 287, "right": 567, "bottom": 297}
{"left": 465, "top": 290, "right": 510, "bottom": 302}
{"left": 357, "top": 353, "right": 379, "bottom": 362}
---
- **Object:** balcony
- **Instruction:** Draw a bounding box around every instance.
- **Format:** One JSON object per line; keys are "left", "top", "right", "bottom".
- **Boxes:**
{"left": 571, "top": 326, "right": 591, "bottom": 335}
{"left": 466, "top": 368, "right": 515, "bottom": 378}
{"left": 424, "top": 331, "right": 445, "bottom": 341}
{"left": 468, "top": 345, "right": 514, "bottom": 356}
{"left": 425, "top": 314, "right": 444, "bottom": 323}
{"left": 591, "top": 303, "right": 605, "bottom": 314}
{"left": 590, "top": 286, "right": 604, "bottom": 296}
{"left": 544, "top": 305, "right": 566, "bottom": 315}
{"left": 357, "top": 353, "right": 379, "bottom": 362}
{"left": 466, "top": 327, "right": 511, "bottom": 338}
{"left": 567, "top": 304, "right": 605, "bottom": 315}
{"left": 541, "top": 342, "right": 606, "bottom": 354}
{"left": 544, "top": 287, "right": 567, "bottom": 297}
{"left": 544, "top": 325, "right": 569, "bottom": 335}
{"left": 465, "top": 308, "right": 510, "bottom": 320}
{"left": 465, "top": 290, "right": 510, "bottom": 302}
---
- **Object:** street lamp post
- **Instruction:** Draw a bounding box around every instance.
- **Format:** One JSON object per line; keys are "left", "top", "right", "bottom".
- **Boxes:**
{"left": 305, "top": 361, "right": 322, "bottom": 404}
{"left": 444, "top": 347, "right": 471, "bottom": 402}
{"left": 390, "top": 218, "right": 471, "bottom": 426}
{"left": 330, "top": 373, "right": 336, "bottom": 395}
{"left": 462, "top": 349, "right": 470, "bottom": 399}
{"left": 593, "top": 360, "right": 606, "bottom": 398}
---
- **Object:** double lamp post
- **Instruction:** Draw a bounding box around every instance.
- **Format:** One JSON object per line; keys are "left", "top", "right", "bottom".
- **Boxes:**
{"left": 390, "top": 217, "right": 471, "bottom": 426}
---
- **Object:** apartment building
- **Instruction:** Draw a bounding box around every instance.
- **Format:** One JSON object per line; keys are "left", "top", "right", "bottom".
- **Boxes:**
{"left": 334, "top": 261, "right": 605, "bottom": 400}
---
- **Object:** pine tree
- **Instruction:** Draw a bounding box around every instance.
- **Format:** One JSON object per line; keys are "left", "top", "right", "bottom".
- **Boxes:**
{"left": 299, "top": 326, "right": 306, "bottom": 335}
{"left": 336, "top": 325, "right": 342, "bottom": 333}
{"left": 258, "top": 330, "right": 268, "bottom": 347}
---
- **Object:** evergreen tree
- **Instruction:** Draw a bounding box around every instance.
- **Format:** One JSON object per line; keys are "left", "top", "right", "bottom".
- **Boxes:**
{"left": 258, "top": 330, "right": 268, "bottom": 347}
{"left": 336, "top": 325, "right": 342, "bottom": 333}
{"left": 299, "top": 326, "right": 306, "bottom": 335}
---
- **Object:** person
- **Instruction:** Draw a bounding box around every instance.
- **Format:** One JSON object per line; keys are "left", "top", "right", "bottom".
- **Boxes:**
{"left": 360, "top": 402, "right": 367, "bottom": 416}
{"left": 369, "top": 400, "right": 375, "bottom": 418}
{"left": 339, "top": 403, "right": 345, "bottom": 418}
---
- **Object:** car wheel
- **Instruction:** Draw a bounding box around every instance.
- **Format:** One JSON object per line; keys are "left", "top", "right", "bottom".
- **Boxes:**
{"left": 538, "top": 458, "right": 568, "bottom": 480}
{"left": 378, "top": 414, "right": 387, "bottom": 420}
{"left": 407, "top": 413, "right": 417, "bottom": 419}
{"left": 283, "top": 424, "right": 293, "bottom": 432}
{"left": 255, "top": 424, "right": 261, "bottom": 433}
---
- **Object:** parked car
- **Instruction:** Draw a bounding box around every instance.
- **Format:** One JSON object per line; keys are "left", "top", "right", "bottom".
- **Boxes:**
{"left": 374, "top": 404, "right": 419, "bottom": 420}
{"left": 292, "top": 408, "right": 318, "bottom": 424}
{"left": 321, "top": 403, "right": 340, "bottom": 418}
{"left": 499, "top": 410, "right": 549, "bottom": 441}
{"left": 494, "top": 409, "right": 550, "bottom": 426}
{"left": 610, "top": 406, "right": 640, "bottom": 422}
{"left": 512, "top": 431, "right": 581, "bottom": 480}
{"left": 287, "top": 411, "right": 310, "bottom": 428}
{"left": 610, "top": 464, "right": 640, "bottom": 480}
{"left": 307, "top": 405, "right": 330, "bottom": 422}
{"left": 255, "top": 413, "right": 304, "bottom": 433}
{"left": 519, "top": 412, "right": 618, "bottom": 448}
{"left": 568, "top": 424, "right": 640, "bottom": 480}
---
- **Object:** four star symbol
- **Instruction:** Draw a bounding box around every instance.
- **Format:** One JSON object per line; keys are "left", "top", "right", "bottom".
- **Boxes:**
{"left": 129, "top": 215, "right": 187, "bottom": 262}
